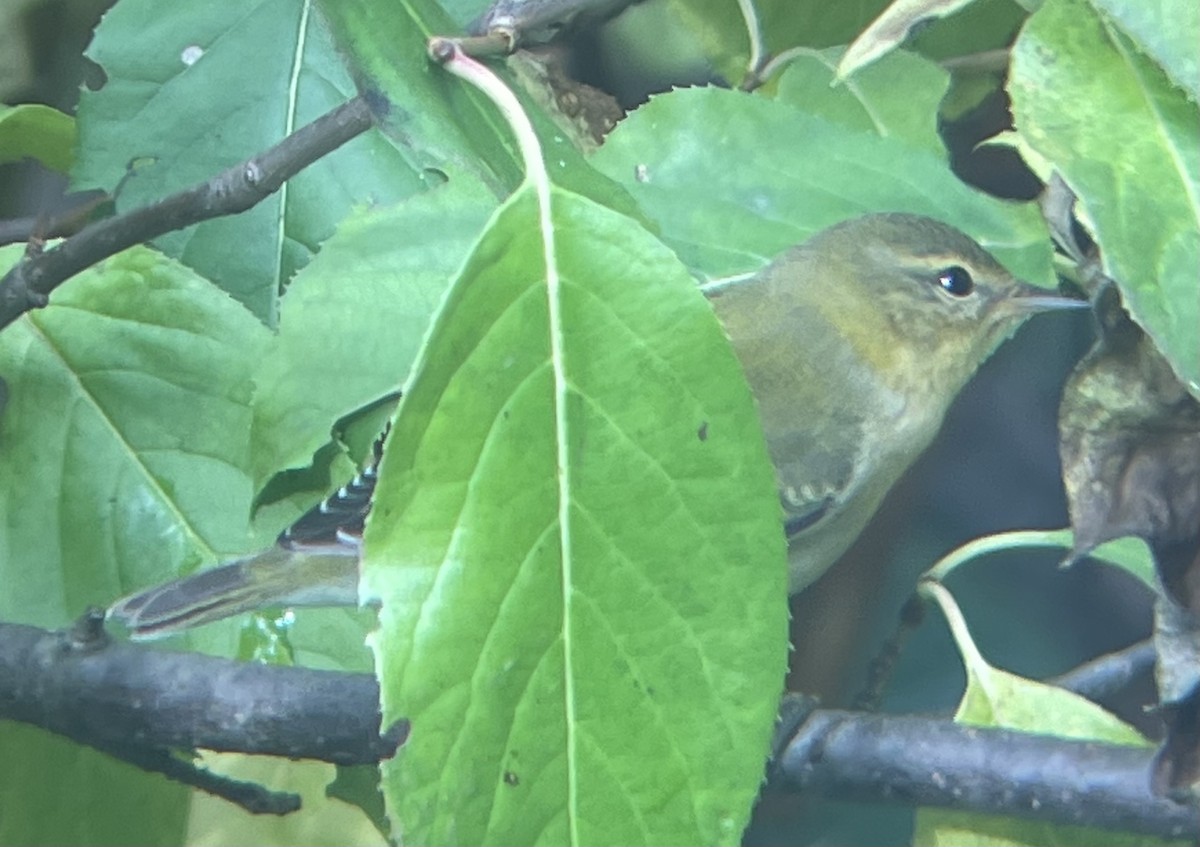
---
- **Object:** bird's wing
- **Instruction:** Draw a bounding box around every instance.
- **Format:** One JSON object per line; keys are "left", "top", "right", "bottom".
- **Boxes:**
{"left": 277, "top": 428, "right": 386, "bottom": 549}
{"left": 770, "top": 404, "right": 866, "bottom": 542}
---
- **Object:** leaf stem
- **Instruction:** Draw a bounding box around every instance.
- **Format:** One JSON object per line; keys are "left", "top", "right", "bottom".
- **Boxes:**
{"left": 922, "top": 528, "right": 1072, "bottom": 583}
{"left": 735, "top": 0, "right": 765, "bottom": 82}
{"left": 427, "top": 38, "right": 549, "bottom": 201}
{"left": 427, "top": 37, "right": 577, "bottom": 841}
{"left": 918, "top": 579, "right": 986, "bottom": 676}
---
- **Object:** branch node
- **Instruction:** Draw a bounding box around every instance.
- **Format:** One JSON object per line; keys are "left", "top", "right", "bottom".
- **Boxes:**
{"left": 428, "top": 37, "right": 456, "bottom": 64}
{"left": 68, "top": 606, "right": 110, "bottom": 653}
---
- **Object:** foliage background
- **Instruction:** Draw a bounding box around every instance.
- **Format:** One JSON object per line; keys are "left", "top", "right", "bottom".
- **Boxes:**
{"left": 1, "top": 0, "right": 1193, "bottom": 844}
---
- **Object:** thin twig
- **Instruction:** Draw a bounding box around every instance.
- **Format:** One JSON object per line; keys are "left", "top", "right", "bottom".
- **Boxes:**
{"left": 1051, "top": 639, "right": 1157, "bottom": 703}
{"left": 0, "top": 95, "right": 374, "bottom": 332}
{"left": 851, "top": 593, "right": 926, "bottom": 711}
{"left": 939, "top": 48, "right": 1011, "bottom": 74}
{"left": 89, "top": 739, "right": 301, "bottom": 815}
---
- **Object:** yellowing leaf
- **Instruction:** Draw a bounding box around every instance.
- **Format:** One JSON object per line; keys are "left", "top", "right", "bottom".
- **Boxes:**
{"left": 916, "top": 581, "right": 1160, "bottom": 846}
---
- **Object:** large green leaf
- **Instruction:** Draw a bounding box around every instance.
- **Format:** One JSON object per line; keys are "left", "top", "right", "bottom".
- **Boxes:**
{"left": 363, "top": 186, "right": 788, "bottom": 844}
{"left": 251, "top": 176, "right": 498, "bottom": 487}
{"left": 316, "top": 0, "right": 522, "bottom": 191}
{"left": 0, "top": 245, "right": 266, "bottom": 628}
{"left": 592, "top": 85, "right": 1054, "bottom": 285}
{"left": 1009, "top": 0, "right": 1200, "bottom": 390}
{"left": 72, "top": 0, "right": 428, "bottom": 323}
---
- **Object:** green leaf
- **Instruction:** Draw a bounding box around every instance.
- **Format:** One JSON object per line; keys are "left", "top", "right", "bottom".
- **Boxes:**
{"left": 251, "top": 176, "right": 498, "bottom": 487}
{"left": 72, "top": 0, "right": 428, "bottom": 323}
{"left": 363, "top": 185, "right": 788, "bottom": 844}
{"left": 1089, "top": 0, "right": 1200, "bottom": 102}
{"left": 1009, "top": 0, "right": 1200, "bottom": 389}
{"left": 666, "top": 0, "right": 892, "bottom": 85}
{"left": 916, "top": 582, "right": 1160, "bottom": 847}
{"left": 773, "top": 47, "right": 948, "bottom": 152}
{"left": 0, "top": 103, "right": 75, "bottom": 173}
{"left": 316, "top": 0, "right": 522, "bottom": 191}
{"left": 837, "top": 0, "right": 989, "bottom": 79}
{"left": 1085, "top": 536, "right": 1158, "bottom": 592}
{"left": 0, "top": 722, "right": 188, "bottom": 847}
{"left": 592, "top": 86, "right": 1054, "bottom": 285}
{"left": 0, "top": 244, "right": 267, "bottom": 630}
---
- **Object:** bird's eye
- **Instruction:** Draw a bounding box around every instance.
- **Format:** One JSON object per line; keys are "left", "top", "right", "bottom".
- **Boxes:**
{"left": 936, "top": 265, "right": 974, "bottom": 297}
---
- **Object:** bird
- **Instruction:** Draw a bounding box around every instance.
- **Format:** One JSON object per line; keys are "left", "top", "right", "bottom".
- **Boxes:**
{"left": 108, "top": 213, "right": 1086, "bottom": 639}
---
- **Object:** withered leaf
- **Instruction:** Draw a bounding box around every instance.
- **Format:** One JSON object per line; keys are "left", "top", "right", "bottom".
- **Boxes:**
{"left": 1059, "top": 282, "right": 1200, "bottom": 802}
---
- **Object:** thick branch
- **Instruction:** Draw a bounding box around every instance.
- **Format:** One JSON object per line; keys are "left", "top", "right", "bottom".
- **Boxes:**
{"left": 781, "top": 710, "right": 1197, "bottom": 840}
{"left": 0, "top": 95, "right": 374, "bottom": 331}
{"left": 0, "top": 619, "right": 405, "bottom": 766}
{"left": 1, "top": 618, "right": 1194, "bottom": 838}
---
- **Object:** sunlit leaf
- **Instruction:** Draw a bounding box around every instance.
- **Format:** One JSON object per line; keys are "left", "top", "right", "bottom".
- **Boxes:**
{"left": 364, "top": 185, "right": 788, "bottom": 844}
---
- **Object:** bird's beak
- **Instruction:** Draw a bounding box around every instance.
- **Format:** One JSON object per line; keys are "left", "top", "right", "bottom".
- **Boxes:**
{"left": 1002, "top": 281, "right": 1093, "bottom": 316}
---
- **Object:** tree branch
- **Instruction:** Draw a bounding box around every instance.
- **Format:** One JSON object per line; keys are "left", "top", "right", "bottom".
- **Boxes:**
{"left": 0, "top": 616, "right": 405, "bottom": 767}
{"left": 780, "top": 709, "right": 1197, "bottom": 840}
{"left": 1050, "top": 638, "right": 1157, "bottom": 703}
{"left": 0, "top": 95, "right": 375, "bottom": 332}
{"left": 1, "top": 617, "right": 1193, "bottom": 836}
{"left": 84, "top": 736, "right": 302, "bottom": 816}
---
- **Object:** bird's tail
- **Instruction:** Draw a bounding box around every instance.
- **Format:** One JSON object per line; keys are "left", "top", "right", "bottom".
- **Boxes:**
{"left": 106, "top": 544, "right": 360, "bottom": 640}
